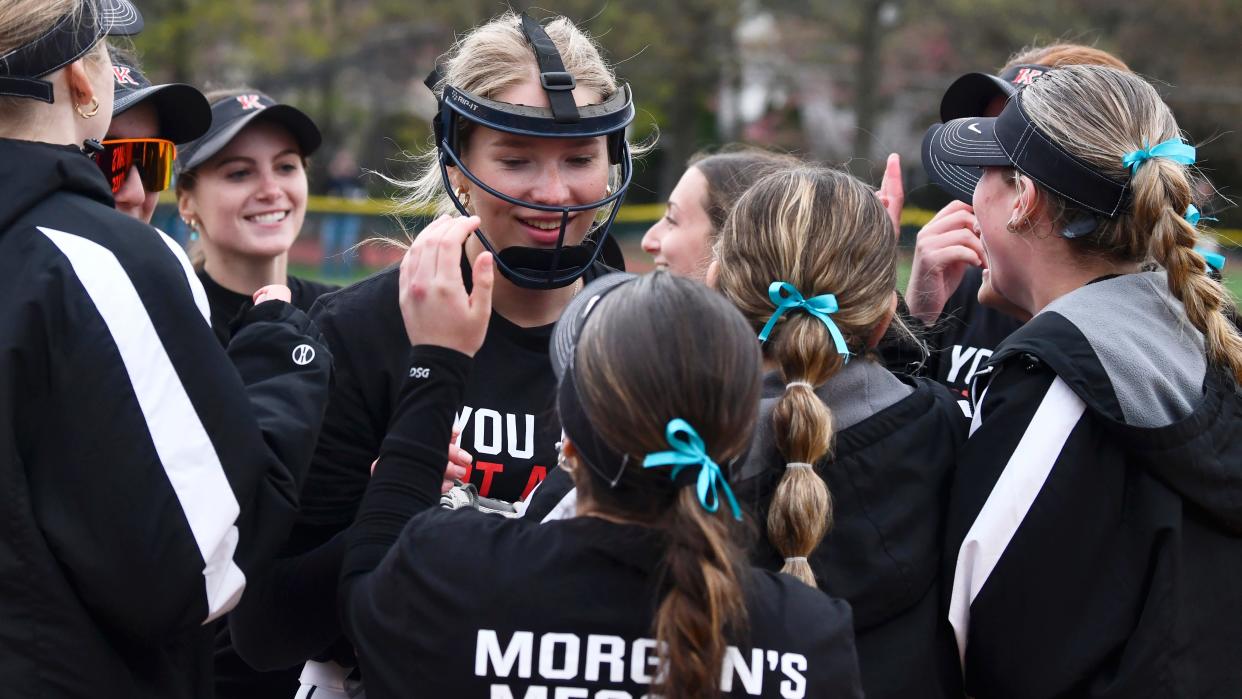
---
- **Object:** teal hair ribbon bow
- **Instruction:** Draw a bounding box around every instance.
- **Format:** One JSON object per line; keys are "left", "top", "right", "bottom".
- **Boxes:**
{"left": 758, "top": 281, "right": 850, "bottom": 361}
{"left": 643, "top": 418, "right": 742, "bottom": 521}
{"left": 1185, "top": 204, "right": 1203, "bottom": 226}
{"left": 1185, "top": 204, "right": 1219, "bottom": 227}
{"left": 1194, "top": 246, "right": 1226, "bottom": 274}
{"left": 1122, "top": 138, "right": 1196, "bottom": 175}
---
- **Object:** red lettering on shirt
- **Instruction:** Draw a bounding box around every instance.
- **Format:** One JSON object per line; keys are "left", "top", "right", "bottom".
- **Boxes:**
{"left": 476, "top": 460, "right": 504, "bottom": 497}
{"left": 520, "top": 465, "right": 547, "bottom": 501}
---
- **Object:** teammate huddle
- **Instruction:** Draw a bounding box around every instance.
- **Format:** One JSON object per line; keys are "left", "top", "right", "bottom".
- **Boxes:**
{"left": 2, "top": 2, "right": 1240, "bottom": 699}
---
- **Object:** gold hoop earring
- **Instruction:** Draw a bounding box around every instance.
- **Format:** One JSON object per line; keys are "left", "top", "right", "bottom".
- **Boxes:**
{"left": 456, "top": 188, "right": 471, "bottom": 209}
{"left": 75, "top": 97, "right": 100, "bottom": 119}
{"left": 1006, "top": 215, "right": 1031, "bottom": 234}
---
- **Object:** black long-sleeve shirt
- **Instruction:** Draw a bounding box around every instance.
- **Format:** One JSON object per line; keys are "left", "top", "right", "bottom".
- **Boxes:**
{"left": 340, "top": 346, "right": 866, "bottom": 699}
{"left": 198, "top": 268, "right": 338, "bottom": 345}
{"left": 218, "top": 263, "right": 610, "bottom": 695}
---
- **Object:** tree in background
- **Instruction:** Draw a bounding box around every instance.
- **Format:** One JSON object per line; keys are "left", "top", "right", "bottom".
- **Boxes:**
{"left": 128, "top": 0, "right": 1240, "bottom": 224}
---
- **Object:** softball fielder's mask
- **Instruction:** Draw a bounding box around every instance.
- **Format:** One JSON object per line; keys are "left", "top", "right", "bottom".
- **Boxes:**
{"left": 428, "top": 13, "right": 635, "bottom": 290}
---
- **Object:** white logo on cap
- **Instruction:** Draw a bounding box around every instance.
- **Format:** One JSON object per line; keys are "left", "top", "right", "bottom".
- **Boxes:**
{"left": 968, "top": 122, "right": 982, "bottom": 134}
{"left": 112, "top": 66, "right": 139, "bottom": 86}
{"left": 237, "top": 94, "right": 265, "bottom": 111}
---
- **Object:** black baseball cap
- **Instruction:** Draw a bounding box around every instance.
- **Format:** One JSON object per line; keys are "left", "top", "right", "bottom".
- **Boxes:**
{"left": 176, "top": 92, "right": 322, "bottom": 173}
{"left": 109, "top": 51, "right": 210, "bottom": 145}
{"left": 550, "top": 272, "right": 638, "bottom": 381}
{"left": 923, "top": 90, "right": 1130, "bottom": 219}
{"left": 0, "top": 0, "right": 143, "bottom": 103}
{"left": 939, "top": 63, "right": 1052, "bottom": 122}
{"left": 926, "top": 63, "right": 1054, "bottom": 202}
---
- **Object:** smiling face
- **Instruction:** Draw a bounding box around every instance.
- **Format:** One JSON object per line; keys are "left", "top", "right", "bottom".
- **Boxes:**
{"left": 452, "top": 74, "right": 611, "bottom": 252}
{"left": 106, "top": 102, "right": 161, "bottom": 223}
{"left": 179, "top": 120, "right": 307, "bottom": 260}
{"left": 641, "top": 166, "right": 713, "bottom": 280}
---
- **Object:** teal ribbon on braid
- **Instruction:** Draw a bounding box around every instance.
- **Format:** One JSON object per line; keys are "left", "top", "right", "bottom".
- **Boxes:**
{"left": 758, "top": 281, "right": 850, "bottom": 362}
{"left": 1194, "top": 247, "right": 1226, "bottom": 274}
{"left": 1122, "top": 138, "right": 1196, "bottom": 175}
{"left": 642, "top": 418, "right": 742, "bottom": 521}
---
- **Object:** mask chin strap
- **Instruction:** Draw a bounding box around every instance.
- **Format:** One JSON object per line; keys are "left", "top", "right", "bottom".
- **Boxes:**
{"left": 438, "top": 143, "right": 633, "bottom": 290}
{"left": 520, "top": 13, "right": 580, "bottom": 124}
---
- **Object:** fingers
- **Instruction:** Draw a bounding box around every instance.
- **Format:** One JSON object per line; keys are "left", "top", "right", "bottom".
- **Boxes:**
{"left": 442, "top": 444, "right": 471, "bottom": 493}
{"left": 469, "top": 252, "right": 495, "bottom": 325}
{"left": 448, "top": 442, "right": 473, "bottom": 469}
{"left": 438, "top": 216, "right": 481, "bottom": 279}
{"left": 918, "top": 228, "right": 985, "bottom": 263}
{"left": 930, "top": 199, "right": 974, "bottom": 222}
{"left": 917, "top": 209, "right": 978, "bottom": 239}
{"left": 881, "top": 153, "right": 903, "bottom": 201}
{"left": 879, "top": 153, "right": 904, "bottom": 238}
{"left": 412, "top": 215, "right": 452, "bottom": 291}
{"left": 253, "top": 284, "right": 292, "bottom": 305}
{"left": 923, "top": 244, "right": 984, "bottom": 271}
{"left": 399, "top": 237, "right": 424, "bottom": 302}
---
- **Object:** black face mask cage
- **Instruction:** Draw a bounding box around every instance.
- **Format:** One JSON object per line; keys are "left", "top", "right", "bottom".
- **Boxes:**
{"left": 425, "top": 13, "right": 636, "bottom": 290}
{"left": 436, "top": 140, "right": 633, "bottom": 289}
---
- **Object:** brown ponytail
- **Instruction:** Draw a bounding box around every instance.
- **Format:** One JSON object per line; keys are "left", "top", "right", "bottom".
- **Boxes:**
{"left": 767, "top": 318, "right": 836, "bottom": 586}
{"left": 651, "top": 488, "right": 749, "bottom": 698}
{"left": 1017, "top": 65, "right": 1242, "bottom": 383}
{"left": 715, "top": 166, "right": 902, "bottom": 588}
{"left": 569, "top": 272, "right": 762, "bottom": 698}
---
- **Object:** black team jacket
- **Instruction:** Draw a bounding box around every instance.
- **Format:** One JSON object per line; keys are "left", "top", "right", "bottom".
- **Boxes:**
{"left": 733, "top": 359, "right": 967, "bottom": 699}
{"left": 0, "top": 139, "right": 332, "bottom": 698}
{"left": 946, "top": 271, "right": 1242, "bottom": 698}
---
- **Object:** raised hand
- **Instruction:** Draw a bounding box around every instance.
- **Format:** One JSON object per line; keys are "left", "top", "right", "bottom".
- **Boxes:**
{"left": 876, "top": 153, "right": 905, "bottom": 239}
{"left": 398, "top": 215, "right": 494, "bottom": 356}
{"left": 253, "top": 284, "right": 292, "bottom": 305}
{"left": 905, "top": 200, "right": 984, "bottom": 324}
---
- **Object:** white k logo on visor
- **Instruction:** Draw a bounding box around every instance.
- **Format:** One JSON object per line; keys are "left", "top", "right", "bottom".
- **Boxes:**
{"left": 968, "top": 122, "right": 982, "bottom": 134}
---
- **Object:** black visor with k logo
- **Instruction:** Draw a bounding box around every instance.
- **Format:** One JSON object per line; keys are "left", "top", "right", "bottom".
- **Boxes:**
{"left": 176, "top": 92, "right": 322, "bottom": 174}
{"left": 923, "top": 90, "right": 1130, "bottom": 218}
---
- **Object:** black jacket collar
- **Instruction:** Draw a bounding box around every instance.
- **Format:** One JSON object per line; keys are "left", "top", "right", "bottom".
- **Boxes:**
{"left": 0, "top": 138, "right": 114, "bottom": 234}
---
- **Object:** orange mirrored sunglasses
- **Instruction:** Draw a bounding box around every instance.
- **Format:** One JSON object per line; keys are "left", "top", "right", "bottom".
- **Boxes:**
{"left": 92, "top": 138, "right": 177, "bottom": 195}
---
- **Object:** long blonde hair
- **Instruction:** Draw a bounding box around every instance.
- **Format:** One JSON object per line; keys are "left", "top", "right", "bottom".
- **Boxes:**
{"left": 1019, "top": 65, "right": 1242, "bottom": 381}
{"left": 714, "top": 166, "right": 905, "bottom": 587}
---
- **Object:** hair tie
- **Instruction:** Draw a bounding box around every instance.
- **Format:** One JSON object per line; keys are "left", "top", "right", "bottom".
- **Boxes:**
{"left": 786, "top": 381, "right": 814, "bottom": 391}
{"left": 643, "top": 418, "right": 743, "bottom": 521}
{"left": 785, "top": 556, "right": 808, "bottom": 564}
{"left": 758, "top": 281, "right": 850, "bottom": 362}
{"left": 786, "top": 462, "right": 814, "bottom": 470}
{"left": 1122, "top": 138, "right": 1196, "bottom": 175}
